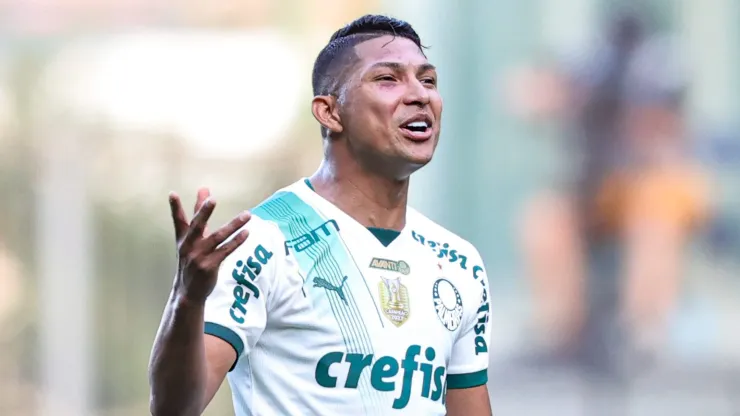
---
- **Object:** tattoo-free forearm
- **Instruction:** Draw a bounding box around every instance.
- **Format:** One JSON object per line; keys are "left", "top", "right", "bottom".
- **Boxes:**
{"left": 148, "top": 293, "right": 208, "bottom": 416}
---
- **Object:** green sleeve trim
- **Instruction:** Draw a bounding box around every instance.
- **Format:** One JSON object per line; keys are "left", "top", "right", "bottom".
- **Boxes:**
{"left": 204, "top": 322, "right": 244, "bottom": 372}
{"left": 446, "top": 369, "right": 488, "bottom": 389}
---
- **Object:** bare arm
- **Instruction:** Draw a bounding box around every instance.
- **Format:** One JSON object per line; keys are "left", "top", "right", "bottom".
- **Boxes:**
{"left": 446, "top": 385, "right": 492, "bottom": 416}
{"left": 148, "top": 294, "right": 236, "bottom": 416}
{"left": 148, "top": 190, "right": 249, "bottom": 416}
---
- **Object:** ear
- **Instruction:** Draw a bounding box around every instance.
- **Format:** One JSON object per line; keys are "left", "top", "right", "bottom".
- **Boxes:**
{"left": 312, "top": 95, "right": 343, "bottom": 137}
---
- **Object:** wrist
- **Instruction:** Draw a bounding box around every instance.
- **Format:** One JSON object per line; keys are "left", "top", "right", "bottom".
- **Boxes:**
{"left": 170, "top": 288, "right": 207, "bottom": 309}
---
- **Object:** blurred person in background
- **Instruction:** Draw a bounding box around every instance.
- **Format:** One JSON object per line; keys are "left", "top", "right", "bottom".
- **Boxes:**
{"left": 599, "top": 34, "right": 710, "bottom": 364}
{"left": 149, "top": 14, "right": 493, "bottom": 416}
{"left": 510, "top": 8, "right": 710, "bottom": 371}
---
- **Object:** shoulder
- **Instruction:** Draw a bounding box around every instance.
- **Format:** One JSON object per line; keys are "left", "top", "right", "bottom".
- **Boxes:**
{"left": 249, "top": 181, "right": 326, "bottom": 229}
{"left": 407, "top": 207, "right": 485, "bottom": 266}
{"left": 241, "top": 181, "right": 310, "bottom": 239}
{"left": 221, "top": 186, "right": 304, "bottom": 271}
{"left": 213, "top": 193, "right": 297, "bottom": 302}
{"left": 407, "top": 208, "right": 490, "bottom": 339}
{"left": 233, "top": 179, "right": 329, "bottom": 260}
{"left": 231, "top": 216, "right": 281, "bottom": 260}
{"left": 407, "top": 207, "right": 488, "bottom": 289}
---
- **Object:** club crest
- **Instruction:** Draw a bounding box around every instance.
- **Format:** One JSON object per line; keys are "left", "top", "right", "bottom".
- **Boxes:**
{"left": 432, "top": 278, "right": 463, "bottom": 331}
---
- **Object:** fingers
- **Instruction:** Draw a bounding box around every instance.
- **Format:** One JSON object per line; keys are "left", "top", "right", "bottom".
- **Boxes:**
{"left": 174, "top": 189, "right": 249, "bottom": 271}
{"left": 181, "top": 198, "right": 216, "bottom": 250}
{"left": 204, "top": 211, "right": 251, "bottom": 251}
{"left": 195, "top": 187, "right": 211, "bottom": 214}
{"left": 168, "top": 192, "right": 189, "bottom": 242}
{"left": 212, "top": 229, "right": 250, "bottom": 262}
{"left": 195, "top": 187, "right": 212, "bottom": 234}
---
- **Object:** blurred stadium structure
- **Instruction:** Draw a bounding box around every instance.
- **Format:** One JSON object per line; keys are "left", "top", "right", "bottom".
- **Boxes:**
{"left": 0, "top": 0, "right": 739, "bottom": 415}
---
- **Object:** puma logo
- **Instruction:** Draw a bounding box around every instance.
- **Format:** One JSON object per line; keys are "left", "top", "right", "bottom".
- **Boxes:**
{"left": 313, "top": 276, "right": 349, "bottom": 305}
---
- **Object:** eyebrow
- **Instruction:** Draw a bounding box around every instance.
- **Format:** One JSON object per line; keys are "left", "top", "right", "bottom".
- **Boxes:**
{"left": 368, "top": 61, "right": 437, "bottom": 74}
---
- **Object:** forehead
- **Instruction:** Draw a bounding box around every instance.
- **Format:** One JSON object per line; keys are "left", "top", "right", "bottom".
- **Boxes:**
{"left": 352, "top": 35, "right": 430, "bottom": 69}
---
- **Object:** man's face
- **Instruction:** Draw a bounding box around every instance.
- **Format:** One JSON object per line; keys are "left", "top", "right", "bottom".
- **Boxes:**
{"left": 338, "top": 35, "right": 443, "bottom": 178}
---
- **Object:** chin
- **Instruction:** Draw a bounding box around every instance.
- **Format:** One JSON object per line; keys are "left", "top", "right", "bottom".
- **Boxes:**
{"left": 405, "top": 152, "right": 434, "bottom": 167}
{"left": 403, "top": 138, "right": 437, "bottom": 166}
{"left": 377, "top": 135, "right": 438, "bottom": 178}
{"left": 395, "top": 149, "right": 435, "bottom": 177}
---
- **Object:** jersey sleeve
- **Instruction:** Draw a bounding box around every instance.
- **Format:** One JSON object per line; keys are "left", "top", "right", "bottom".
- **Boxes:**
{"left": 203, "top": 218, "right": 282, "bottom": 371}
{"left": 446, "top": 255, "right": 491, "bottom": 390}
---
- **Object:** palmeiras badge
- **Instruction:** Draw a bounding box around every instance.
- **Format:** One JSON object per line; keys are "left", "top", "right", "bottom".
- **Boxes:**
{"left": 379, "top": 276, "right": 410, "bottom": 327}
{"left": 432, "top": 278, "right": 463, "bottom": 331}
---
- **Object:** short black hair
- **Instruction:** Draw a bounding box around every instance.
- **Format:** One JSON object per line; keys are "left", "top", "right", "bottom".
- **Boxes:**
{"left": 311, "top": 14, "right": 424, "bottom": 98}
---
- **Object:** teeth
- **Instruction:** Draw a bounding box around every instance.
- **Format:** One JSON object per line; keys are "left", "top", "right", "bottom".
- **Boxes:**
{"left": 406, "top": 121, "right": 428, "bottom": 128}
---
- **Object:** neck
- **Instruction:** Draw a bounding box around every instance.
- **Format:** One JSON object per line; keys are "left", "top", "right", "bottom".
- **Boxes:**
{"left": 309, "top": 158, "right": 409, "bottom": 231}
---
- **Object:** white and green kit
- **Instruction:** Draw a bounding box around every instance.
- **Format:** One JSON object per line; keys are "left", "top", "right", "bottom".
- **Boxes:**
{"left": 204, "top": 179, "right": 491, "bottom": 415}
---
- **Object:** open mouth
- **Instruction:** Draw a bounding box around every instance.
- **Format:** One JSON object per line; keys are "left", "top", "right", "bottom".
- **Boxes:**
{"left": 403, "top": 120, "right": 430, "bottom": 132}
{"left": 400, "top": 119, "right": 433, "bottom": 141}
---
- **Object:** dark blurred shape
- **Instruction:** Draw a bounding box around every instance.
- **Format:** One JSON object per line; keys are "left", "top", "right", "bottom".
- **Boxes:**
{"left": 512, "top": 4, "right": 712, "bottom": 385}
{"left": 571, "top": 8, "right": 653, "bottom": 235}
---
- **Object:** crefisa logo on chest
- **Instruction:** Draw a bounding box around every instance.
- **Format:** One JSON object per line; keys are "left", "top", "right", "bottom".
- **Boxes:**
{"left": 370, "top": 258, "right": 411, "bottom": 327}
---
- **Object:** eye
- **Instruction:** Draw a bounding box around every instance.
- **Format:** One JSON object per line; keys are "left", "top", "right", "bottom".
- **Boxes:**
{"left": 375, "top": 75, "right": 396, "bottom": 82}
{"left": 421, "top": 77, "right": 437, "bottom": 86}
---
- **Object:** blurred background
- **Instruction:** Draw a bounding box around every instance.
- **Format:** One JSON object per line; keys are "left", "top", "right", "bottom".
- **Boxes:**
{"left": 0, "top": 0, "right": 739, "bottom": 415}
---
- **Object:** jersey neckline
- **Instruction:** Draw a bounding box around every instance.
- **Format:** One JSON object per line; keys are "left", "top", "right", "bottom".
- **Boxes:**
{"left": 302, "top": 178, "right": 402, "bottom": 247}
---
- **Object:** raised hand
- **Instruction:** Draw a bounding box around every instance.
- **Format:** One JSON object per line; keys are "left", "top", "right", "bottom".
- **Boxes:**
{"left": 169, "top": 188, "right": 251, "bottom": 304}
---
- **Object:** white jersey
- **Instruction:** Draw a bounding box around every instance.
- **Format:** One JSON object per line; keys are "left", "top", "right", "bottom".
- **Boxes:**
{"left": 204, "top": 179, "right": 491, "bottom": 416}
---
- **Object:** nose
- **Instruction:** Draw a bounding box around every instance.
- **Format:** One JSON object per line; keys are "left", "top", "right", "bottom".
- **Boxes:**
{"left": 403, "top": 78, "right": 431, "bottom": 107}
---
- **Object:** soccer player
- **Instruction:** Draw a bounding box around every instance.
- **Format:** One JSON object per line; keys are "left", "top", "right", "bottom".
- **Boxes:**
{"left": 148, "top": 14, "right": 492, "bottom": 416}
